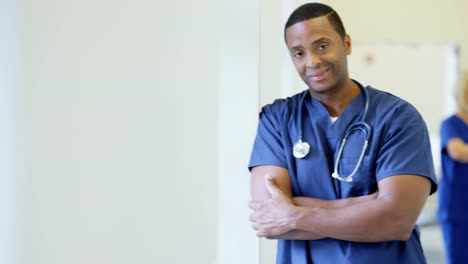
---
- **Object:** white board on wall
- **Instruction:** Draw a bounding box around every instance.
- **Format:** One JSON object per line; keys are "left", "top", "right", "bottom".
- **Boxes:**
{"left": 348, "top": 41, "right": 459, "bottom": 135}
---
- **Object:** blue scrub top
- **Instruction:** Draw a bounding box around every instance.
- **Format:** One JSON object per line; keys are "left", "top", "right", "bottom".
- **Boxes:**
{"left": 249, "top": 84, "right": 437, "bottom": 264}
{"left": 437, "top": 115, "right": 468, "bottom": 223}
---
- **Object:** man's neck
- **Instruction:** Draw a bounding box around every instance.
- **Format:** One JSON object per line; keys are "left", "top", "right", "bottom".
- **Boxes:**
{"left": 314, "top": 79, "right": 360, "bottom": 117}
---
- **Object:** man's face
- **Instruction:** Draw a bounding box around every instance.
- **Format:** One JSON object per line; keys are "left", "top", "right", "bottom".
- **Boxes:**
{"left": 285, "top": 16, "right": 351, "bottom": 94}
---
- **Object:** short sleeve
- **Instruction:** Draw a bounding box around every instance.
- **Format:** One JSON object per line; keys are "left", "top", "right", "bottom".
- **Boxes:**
{"left": 248, "top": 105, "right": 288, "bottom": 171}
{"left": 376, "top": 104, "right": 437, "bottom": 194}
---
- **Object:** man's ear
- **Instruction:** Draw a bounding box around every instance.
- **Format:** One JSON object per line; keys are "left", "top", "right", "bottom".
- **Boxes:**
{"left": 344, "top": 34, "right": 352, "bottom": 55}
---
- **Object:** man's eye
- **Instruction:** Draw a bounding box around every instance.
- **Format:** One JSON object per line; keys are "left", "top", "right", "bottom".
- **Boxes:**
{"left": 319, "top": 44, "right": 329, "bottom": 50}
{"left": 294, "top": 51, "right": 303, "bottom": 57}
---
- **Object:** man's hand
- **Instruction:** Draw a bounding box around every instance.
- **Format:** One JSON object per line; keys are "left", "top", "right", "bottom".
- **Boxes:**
{"left": 249, "top": 175, "right": 301, "bottom": 237}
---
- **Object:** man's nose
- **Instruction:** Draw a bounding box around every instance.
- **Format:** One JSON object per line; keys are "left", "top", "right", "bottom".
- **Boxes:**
{"left": 305, "top": 52, "right": 320, "bottom": 68}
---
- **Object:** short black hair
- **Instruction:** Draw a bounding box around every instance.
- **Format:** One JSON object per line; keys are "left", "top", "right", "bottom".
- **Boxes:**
{"left": 284, "top": 3, "right": 346, "bottom": 42}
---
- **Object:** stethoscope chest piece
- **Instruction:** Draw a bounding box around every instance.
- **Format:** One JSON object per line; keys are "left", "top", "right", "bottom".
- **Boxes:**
{"left": 293, "top": 140, "right": 310, "bottom": 159}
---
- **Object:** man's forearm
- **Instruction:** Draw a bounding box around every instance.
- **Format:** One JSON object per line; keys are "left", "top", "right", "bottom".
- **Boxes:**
{"left": 268, "top": 229, "right": 325, "bottom": 240}
{"left": 268, "top": 192, "right": 378, "bottom": 240}
{"left": 291, "top": 176, "right": 430, "bottom": 242}
{"left": 293, "top": 198, "right": 404, "bottom": 242}
{"left": 293, "top": 192, "right": 378, "bottom": 209}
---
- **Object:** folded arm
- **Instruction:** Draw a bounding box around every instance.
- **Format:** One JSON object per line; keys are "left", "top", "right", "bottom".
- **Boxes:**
{"left": 250, "top": 165, "right": 378, "bottom": 240}
{"left": 446, "top": 138, "right": 468, "bottom": 162}
{"left": 249, "top": 165, "right": 431, "bottom": 242}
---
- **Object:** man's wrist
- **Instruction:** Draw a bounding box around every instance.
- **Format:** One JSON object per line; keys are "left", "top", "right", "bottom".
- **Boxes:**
{"left": 293, "top": 206, "right": 319, "bottom": 232}
{"left": 289, "top": 205, "right": 306, "bottom": 230}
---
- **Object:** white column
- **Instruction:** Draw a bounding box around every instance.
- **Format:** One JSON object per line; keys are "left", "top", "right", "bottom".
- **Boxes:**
{"left": 0, "top": 0, "right": 22, "bottom": 263}
{"left": 217, "top": 1, "right": 260, "bottom": 263}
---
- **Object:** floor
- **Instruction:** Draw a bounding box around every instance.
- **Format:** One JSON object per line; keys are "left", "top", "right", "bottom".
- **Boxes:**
{"left": 420, "top": 224, "right": 445, "bottom": 264}
{"left": 419, "top": 192, "right": 446, "bottom": 264}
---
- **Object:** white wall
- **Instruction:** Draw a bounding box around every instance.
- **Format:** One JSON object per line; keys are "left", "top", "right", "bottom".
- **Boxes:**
{"left": 217, "top": 1, "right": 261, "bottom": 263}
{"left": 325, "top": 0, "right": 468, "bottom": 70}
{"left": 21, "top": 0, "right": 218, "bottom": 261}
{"left": 14, "top": 0, "right": 261, "bottom": 263}
{"left": 0, "top": 0, "right": 22, "bottom": 263}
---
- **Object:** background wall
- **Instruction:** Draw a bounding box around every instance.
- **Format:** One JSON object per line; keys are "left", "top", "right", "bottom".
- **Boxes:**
{"left": 0, "top": 0, "right": 21, "bottom": 263}
{"left": 8, "top": 0, "right": 259, "bottom": 263}
{"left": 20, "top": 0, "right": 220, "bottom": 263}
{"left": 327, "top": 0, "right": 468, "bottom": 68}
{"left": 217, "top": 1, "right": 260, "bottom": 264}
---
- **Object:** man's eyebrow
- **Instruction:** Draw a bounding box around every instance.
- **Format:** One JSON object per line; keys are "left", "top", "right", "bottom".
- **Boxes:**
{"left": 311, "top": 37, "right": 330, "bottom": 45}
{"left": 289, "top": 45, "right": 302, "bottom": 50}
{"left": 289, "top": 37, "right": 330, "bottom": 50}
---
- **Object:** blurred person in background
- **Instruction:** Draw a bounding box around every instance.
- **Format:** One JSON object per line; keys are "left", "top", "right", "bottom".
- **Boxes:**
{"left": 438, "top": 70, "right": 468, "bottom": 264}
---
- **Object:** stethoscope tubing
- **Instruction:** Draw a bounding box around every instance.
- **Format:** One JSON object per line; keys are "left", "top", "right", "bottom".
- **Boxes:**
{"left": 293, "top": 85, "right": 372, "bottom": 183}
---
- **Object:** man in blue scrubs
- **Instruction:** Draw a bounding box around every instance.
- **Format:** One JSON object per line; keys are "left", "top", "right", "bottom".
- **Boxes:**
{"left": 248, "top": 3, "right": 438, "bottom": 263}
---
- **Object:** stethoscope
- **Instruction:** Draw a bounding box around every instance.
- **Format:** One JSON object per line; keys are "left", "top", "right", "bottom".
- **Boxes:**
{"left": 292, "top": 86, "right": 372, "bottom": 183}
